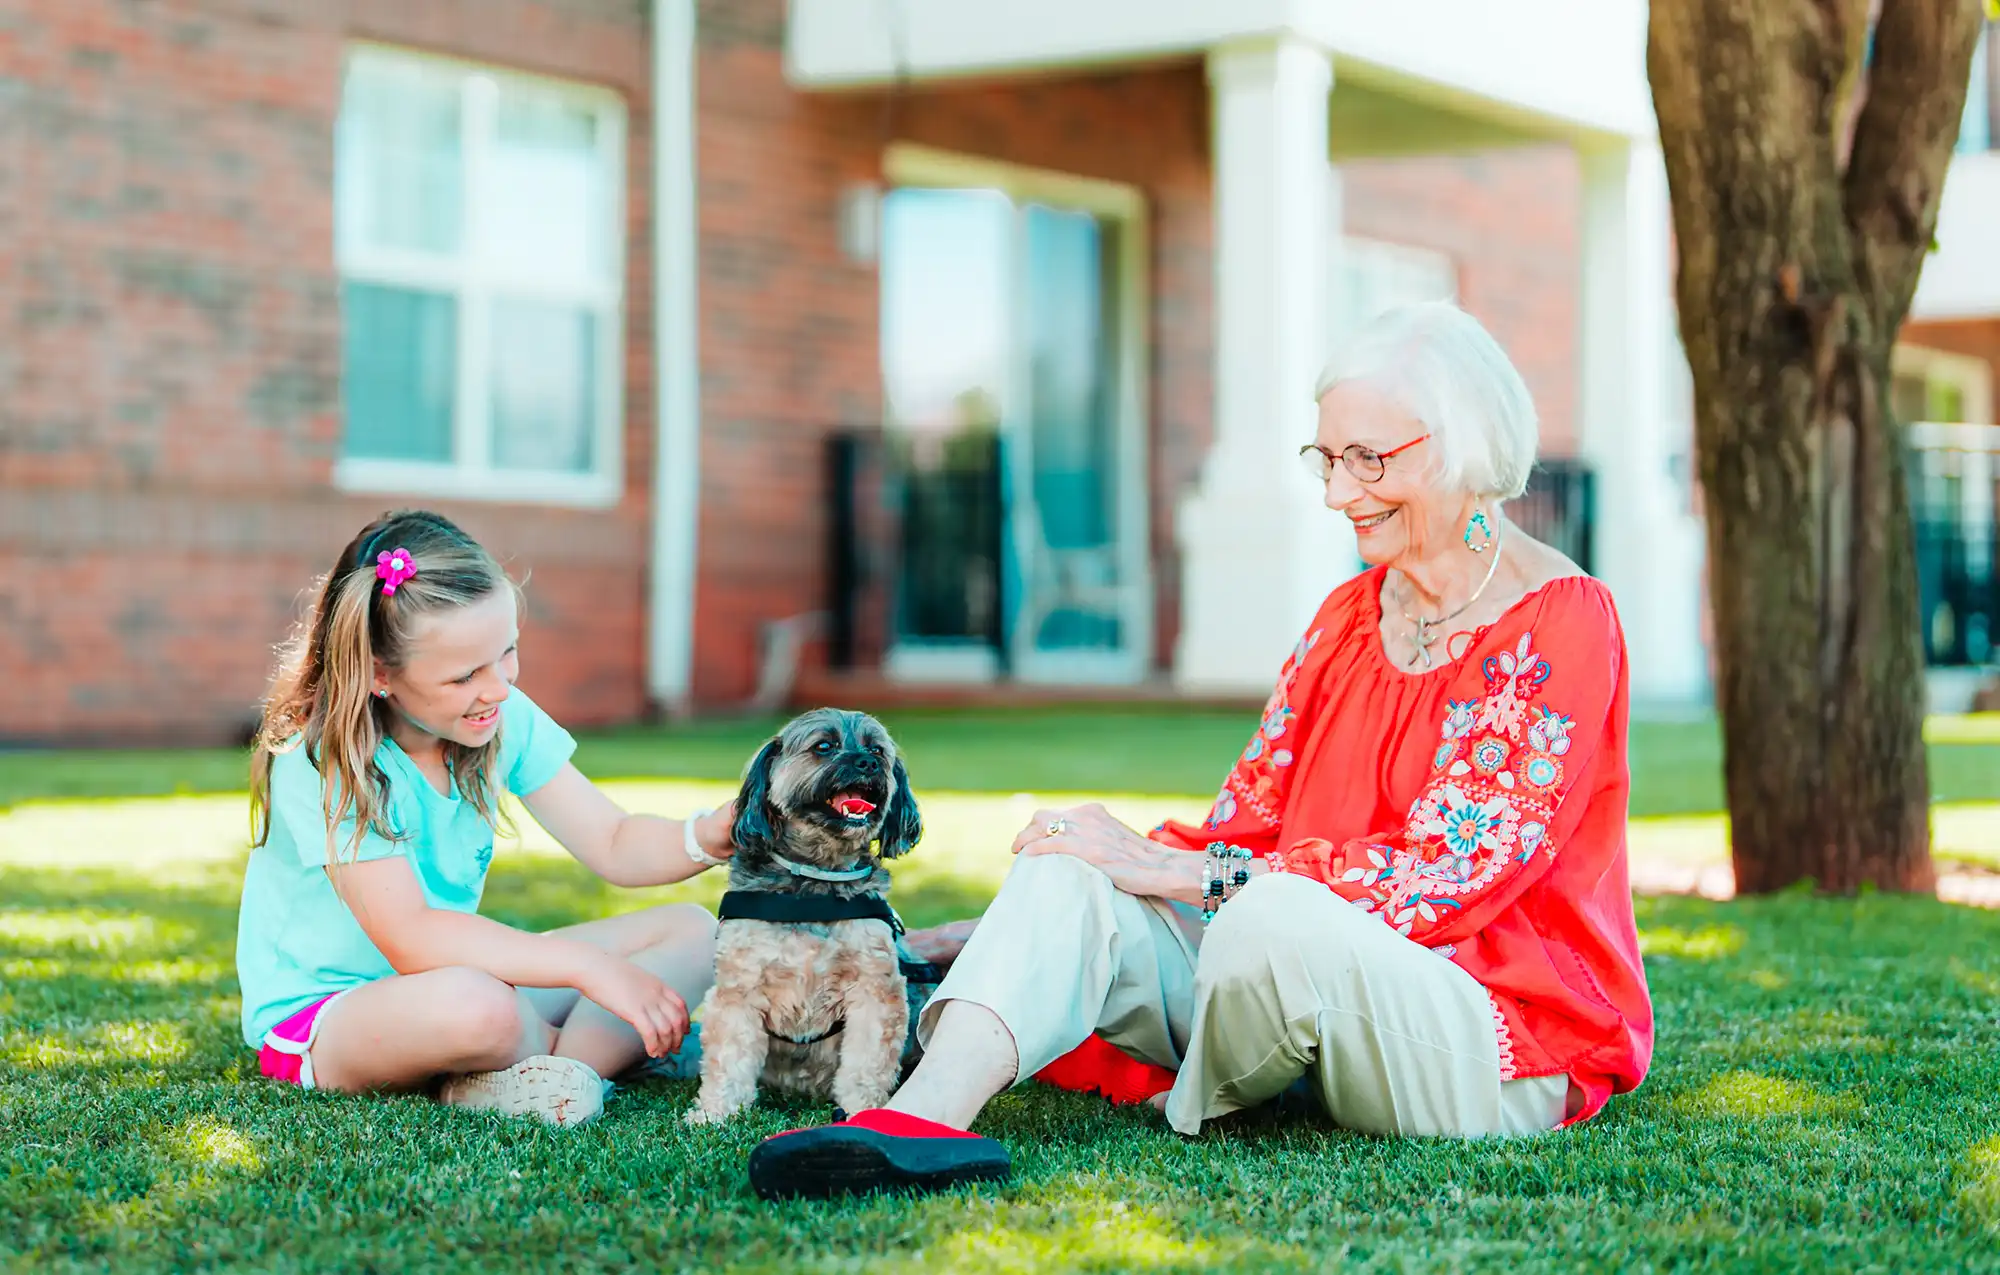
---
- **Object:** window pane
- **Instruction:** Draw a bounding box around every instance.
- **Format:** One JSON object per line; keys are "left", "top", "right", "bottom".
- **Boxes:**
{"left": 880, "top": 187, "right": 1013, "bottom": 646}
{"left": 485, "top": 89, "right": 607, "bottom": 283}
{"left": 337, "top": 58, "right": 462, "bottom": 255}
{"left": 341, "top": 284, "right": 457, "bottom": 462}
{"left": 489, "top": 299, "right": 596, "bottom": 473}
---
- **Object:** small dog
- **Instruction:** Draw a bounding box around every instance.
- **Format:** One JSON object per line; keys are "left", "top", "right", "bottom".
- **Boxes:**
{"left": 684, "top": 708, "right": 924, "bottom": 1125}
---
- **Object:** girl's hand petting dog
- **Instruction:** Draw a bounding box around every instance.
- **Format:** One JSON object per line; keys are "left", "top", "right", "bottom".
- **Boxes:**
{"left": 581, "top": 952, "right": 691, "bottom": 1057}
{"left": 1013, "top": 803, "right": 1205, "bottom": 905}
{"left": 691, "top": 801, "right": 737, "bottom": 863}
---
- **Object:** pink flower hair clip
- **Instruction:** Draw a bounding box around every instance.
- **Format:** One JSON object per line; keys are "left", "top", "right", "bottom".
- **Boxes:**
{"left": 375, "top": 546, "right": 417, "bottom": 596}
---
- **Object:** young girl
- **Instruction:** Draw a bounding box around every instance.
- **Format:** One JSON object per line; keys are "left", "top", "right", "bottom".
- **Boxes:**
{"left": 235, "top": 509, "right": 731, "bottom": 1126}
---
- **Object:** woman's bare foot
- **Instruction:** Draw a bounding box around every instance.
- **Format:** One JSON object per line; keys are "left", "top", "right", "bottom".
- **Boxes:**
{"left": 901, "top": 918, "right": 979, "bottom": 969}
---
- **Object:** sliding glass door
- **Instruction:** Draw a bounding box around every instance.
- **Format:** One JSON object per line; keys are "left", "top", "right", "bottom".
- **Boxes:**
{"left": 878, "top": 164, "right": 1148, "bottom": 682}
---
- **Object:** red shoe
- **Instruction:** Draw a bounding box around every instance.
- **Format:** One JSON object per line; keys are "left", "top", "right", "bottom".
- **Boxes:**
{"left": 747, "top": 1108, "right": 1011, "bottom": 1200}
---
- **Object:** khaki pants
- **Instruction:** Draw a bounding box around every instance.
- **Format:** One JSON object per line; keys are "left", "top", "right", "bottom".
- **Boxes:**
{"left": 918, "top": 853, "right": 1567, "bottom": 1137}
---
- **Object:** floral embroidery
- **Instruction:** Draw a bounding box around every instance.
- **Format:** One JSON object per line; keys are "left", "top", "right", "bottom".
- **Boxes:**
{"left": 1476, "top": 634, "right": 1550, "bottom": 740}
{"left": 1204, "top": 786, "right": 1238, "bottom": 830}
{"left": 1471, "top": 738, "right": 1510, "bottom": 775}
{"left": 1328, "top": 628, "right": 1573, "bottom": 942}
{"left": 1491, "top": 994, "right": 1518, "bottom": 1081}
{"left": 1216, "top": 628, "right": 1322, "bottom": 830}
{"left": 1528, "top": 705, "right": 1573, "bottom": 756}
{"left": 1340, "top": 843, "right": 1393, "bottom": 887}
{"left": 1424, "top": 785, "right": 1518, "bottom": 862}
{"left": 1518, "top": 821, "right": 1547, "bottom": 860}
{"left": 1441, "top": 699, "right": 1479, "bottom": 741}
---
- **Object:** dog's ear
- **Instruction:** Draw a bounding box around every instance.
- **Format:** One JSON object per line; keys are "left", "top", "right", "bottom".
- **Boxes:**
{"left": 875, "top": 755, "right": 922, "bottom": 859}
{"left": 730, "top": 737, "right": 783, "bottom": 855}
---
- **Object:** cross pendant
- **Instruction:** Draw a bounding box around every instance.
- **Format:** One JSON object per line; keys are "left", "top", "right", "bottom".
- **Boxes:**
{"left": 1410, "top": 621, "right": 1436, "bottom": 669}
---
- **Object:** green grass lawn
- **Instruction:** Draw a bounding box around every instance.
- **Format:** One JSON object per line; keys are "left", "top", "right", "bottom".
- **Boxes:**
{"left": 5, "top": 711, "right": 2000, "bottom": 1271}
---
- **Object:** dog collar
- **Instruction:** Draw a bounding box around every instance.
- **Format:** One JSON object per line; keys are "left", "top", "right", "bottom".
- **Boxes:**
{"left": 774, "top": 857, "right": 876, "bottom": 883}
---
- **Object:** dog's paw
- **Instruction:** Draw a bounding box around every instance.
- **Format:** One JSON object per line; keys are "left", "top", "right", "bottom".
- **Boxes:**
{"left": 831, "top": 1084, "right": 892, "bottom": 1116}
{"left": 682, "top": 1102, "right": 742, "bottom": 1127}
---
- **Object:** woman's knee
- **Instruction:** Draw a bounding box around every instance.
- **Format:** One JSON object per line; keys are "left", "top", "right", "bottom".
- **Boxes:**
{"left": 999, "top": 849, "right": 1115, "bottom": 904}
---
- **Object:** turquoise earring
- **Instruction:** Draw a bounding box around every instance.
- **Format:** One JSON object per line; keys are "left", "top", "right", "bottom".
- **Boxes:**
{"left": 1463, "top": 508, "right": 1495, "bottom": 554}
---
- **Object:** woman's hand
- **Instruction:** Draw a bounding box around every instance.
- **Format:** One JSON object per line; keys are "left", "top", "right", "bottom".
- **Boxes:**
{"left": 1011, "top": 803, "right": 1202, "bottom": 903}
{"left": 579, "top": 952, "right": 690, "bottom": 1057}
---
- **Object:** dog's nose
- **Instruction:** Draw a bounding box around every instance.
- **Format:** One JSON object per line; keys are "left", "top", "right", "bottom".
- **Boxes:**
{"left": 853, "top": 752, "right": 883, "bottom": 774}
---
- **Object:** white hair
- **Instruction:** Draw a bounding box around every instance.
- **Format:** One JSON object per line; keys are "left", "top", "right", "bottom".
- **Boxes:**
{"left": 1313, "top": 300, "right": 1539, "bottom": 501}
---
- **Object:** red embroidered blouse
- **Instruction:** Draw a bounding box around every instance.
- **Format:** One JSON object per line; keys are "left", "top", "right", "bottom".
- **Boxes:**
{"left": 1036, "top": 567, "right": 1654, "bottom": 1126}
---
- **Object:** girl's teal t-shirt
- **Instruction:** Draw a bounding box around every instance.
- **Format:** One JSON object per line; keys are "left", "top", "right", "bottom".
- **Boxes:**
{"left": 234, "top": 689, "right": 575, "bottom": 1047}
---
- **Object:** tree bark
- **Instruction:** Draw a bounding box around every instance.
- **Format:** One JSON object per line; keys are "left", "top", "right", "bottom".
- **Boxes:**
{"left": 1646, "top": 0, "right": 1984, "bottom": 893}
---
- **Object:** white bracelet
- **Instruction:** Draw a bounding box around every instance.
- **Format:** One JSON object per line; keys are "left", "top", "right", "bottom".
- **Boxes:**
{"left": 683, "top": 808, "right": 724, "bottom": 868}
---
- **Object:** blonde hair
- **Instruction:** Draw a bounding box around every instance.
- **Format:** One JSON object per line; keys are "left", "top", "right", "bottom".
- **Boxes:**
{"left": 250, "top": 510, "right": 516, "bottom": 864}
{"left": 1314, "top": 301, "right": 1540, "bottom": 502}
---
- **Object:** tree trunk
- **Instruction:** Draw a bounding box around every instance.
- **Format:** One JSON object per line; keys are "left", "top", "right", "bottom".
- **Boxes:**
{"left": 1646, "top": 0, "right": 1985, "bottom": 893}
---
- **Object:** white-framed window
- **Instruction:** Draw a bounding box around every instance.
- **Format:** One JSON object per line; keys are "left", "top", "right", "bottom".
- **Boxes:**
{"left": 333, "top": 44, "right": 626, "bottom": 506}
{"left": 1328, "top": 236, "right": 1458, "bottom": 346}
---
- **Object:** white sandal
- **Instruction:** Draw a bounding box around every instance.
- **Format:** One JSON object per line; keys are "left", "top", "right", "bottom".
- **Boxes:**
{"left": 438, "top": 1055, "right": 606, "bottom": 1127}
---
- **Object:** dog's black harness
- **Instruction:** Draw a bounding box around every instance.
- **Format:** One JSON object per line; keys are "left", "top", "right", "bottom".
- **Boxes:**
{"left": 716, "top": 891, "right": 943, "bottom": 1047}
{"left": 717, "top": 890, "right": 903, "bottom": 933}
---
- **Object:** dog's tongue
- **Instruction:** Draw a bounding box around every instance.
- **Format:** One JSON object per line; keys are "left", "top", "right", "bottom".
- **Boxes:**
{"left": 832, "top": 794, "right": 877, "bottom": 818}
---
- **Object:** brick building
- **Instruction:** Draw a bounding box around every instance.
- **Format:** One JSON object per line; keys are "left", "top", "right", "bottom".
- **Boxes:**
{"left": 3, "top": 0, "right": 1714, "bottom": 746}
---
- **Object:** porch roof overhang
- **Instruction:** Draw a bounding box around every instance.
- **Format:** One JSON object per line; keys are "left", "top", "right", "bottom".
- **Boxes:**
{"left": 1912, "top": 152, "right": 2000, "bottom": 323}
{"left": 785, "top": 0, "right": 1656, "bottom": 150}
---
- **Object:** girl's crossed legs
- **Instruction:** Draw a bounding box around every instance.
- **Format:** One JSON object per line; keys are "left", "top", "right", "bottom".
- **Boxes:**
{"left": 304, "top": 903, "right": 716, "bottom": 1100}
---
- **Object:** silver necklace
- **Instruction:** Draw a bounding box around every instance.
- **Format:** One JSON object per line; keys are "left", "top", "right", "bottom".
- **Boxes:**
{"left": 1396, "top": 528, "right": 1505, "bottom": 669}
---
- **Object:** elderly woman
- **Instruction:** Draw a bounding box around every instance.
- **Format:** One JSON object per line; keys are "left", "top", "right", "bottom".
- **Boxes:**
{"left": 747, "top": 301, "right": 1652, "bottom": 1200}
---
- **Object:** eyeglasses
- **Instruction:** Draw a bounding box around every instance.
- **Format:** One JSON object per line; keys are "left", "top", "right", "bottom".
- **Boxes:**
{"left": 1297, "top": 434, "right": 1431, "bottom": 484}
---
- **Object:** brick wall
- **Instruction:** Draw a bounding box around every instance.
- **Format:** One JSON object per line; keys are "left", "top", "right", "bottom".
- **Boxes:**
{"left": 1343, "top": 148, "right": 1583, "bottom": 457}
{"left": 0, "top": 0, "right": 656, "bottom": 746}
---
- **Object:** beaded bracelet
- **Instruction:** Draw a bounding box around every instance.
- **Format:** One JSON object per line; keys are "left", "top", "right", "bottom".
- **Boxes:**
{"left": 1200, "top": 841, "right": 1254, "bottom": 924}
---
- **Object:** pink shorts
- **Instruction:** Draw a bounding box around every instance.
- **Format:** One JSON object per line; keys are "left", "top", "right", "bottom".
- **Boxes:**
{"left": 257, "top": 988, "right": 354, "bottom": 1089}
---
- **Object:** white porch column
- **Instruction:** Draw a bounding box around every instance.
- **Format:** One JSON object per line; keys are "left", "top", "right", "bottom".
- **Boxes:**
{"left": 647, "top": 0, "right": 702, "bottom": 714}
{"left": 1175, "top": 34, "right": 1355, "bottom": 695}
{"left": 1578, "top": 139, "right": 1709, "bottom": 707}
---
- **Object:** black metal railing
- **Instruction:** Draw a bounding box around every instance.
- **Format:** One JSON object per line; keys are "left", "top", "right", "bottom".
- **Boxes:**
{"left": 1509, "top": 460, "right": 1597, "bottom": 577}
{"left": 826, "top": 428, "right": 1006, "bottom": 671}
